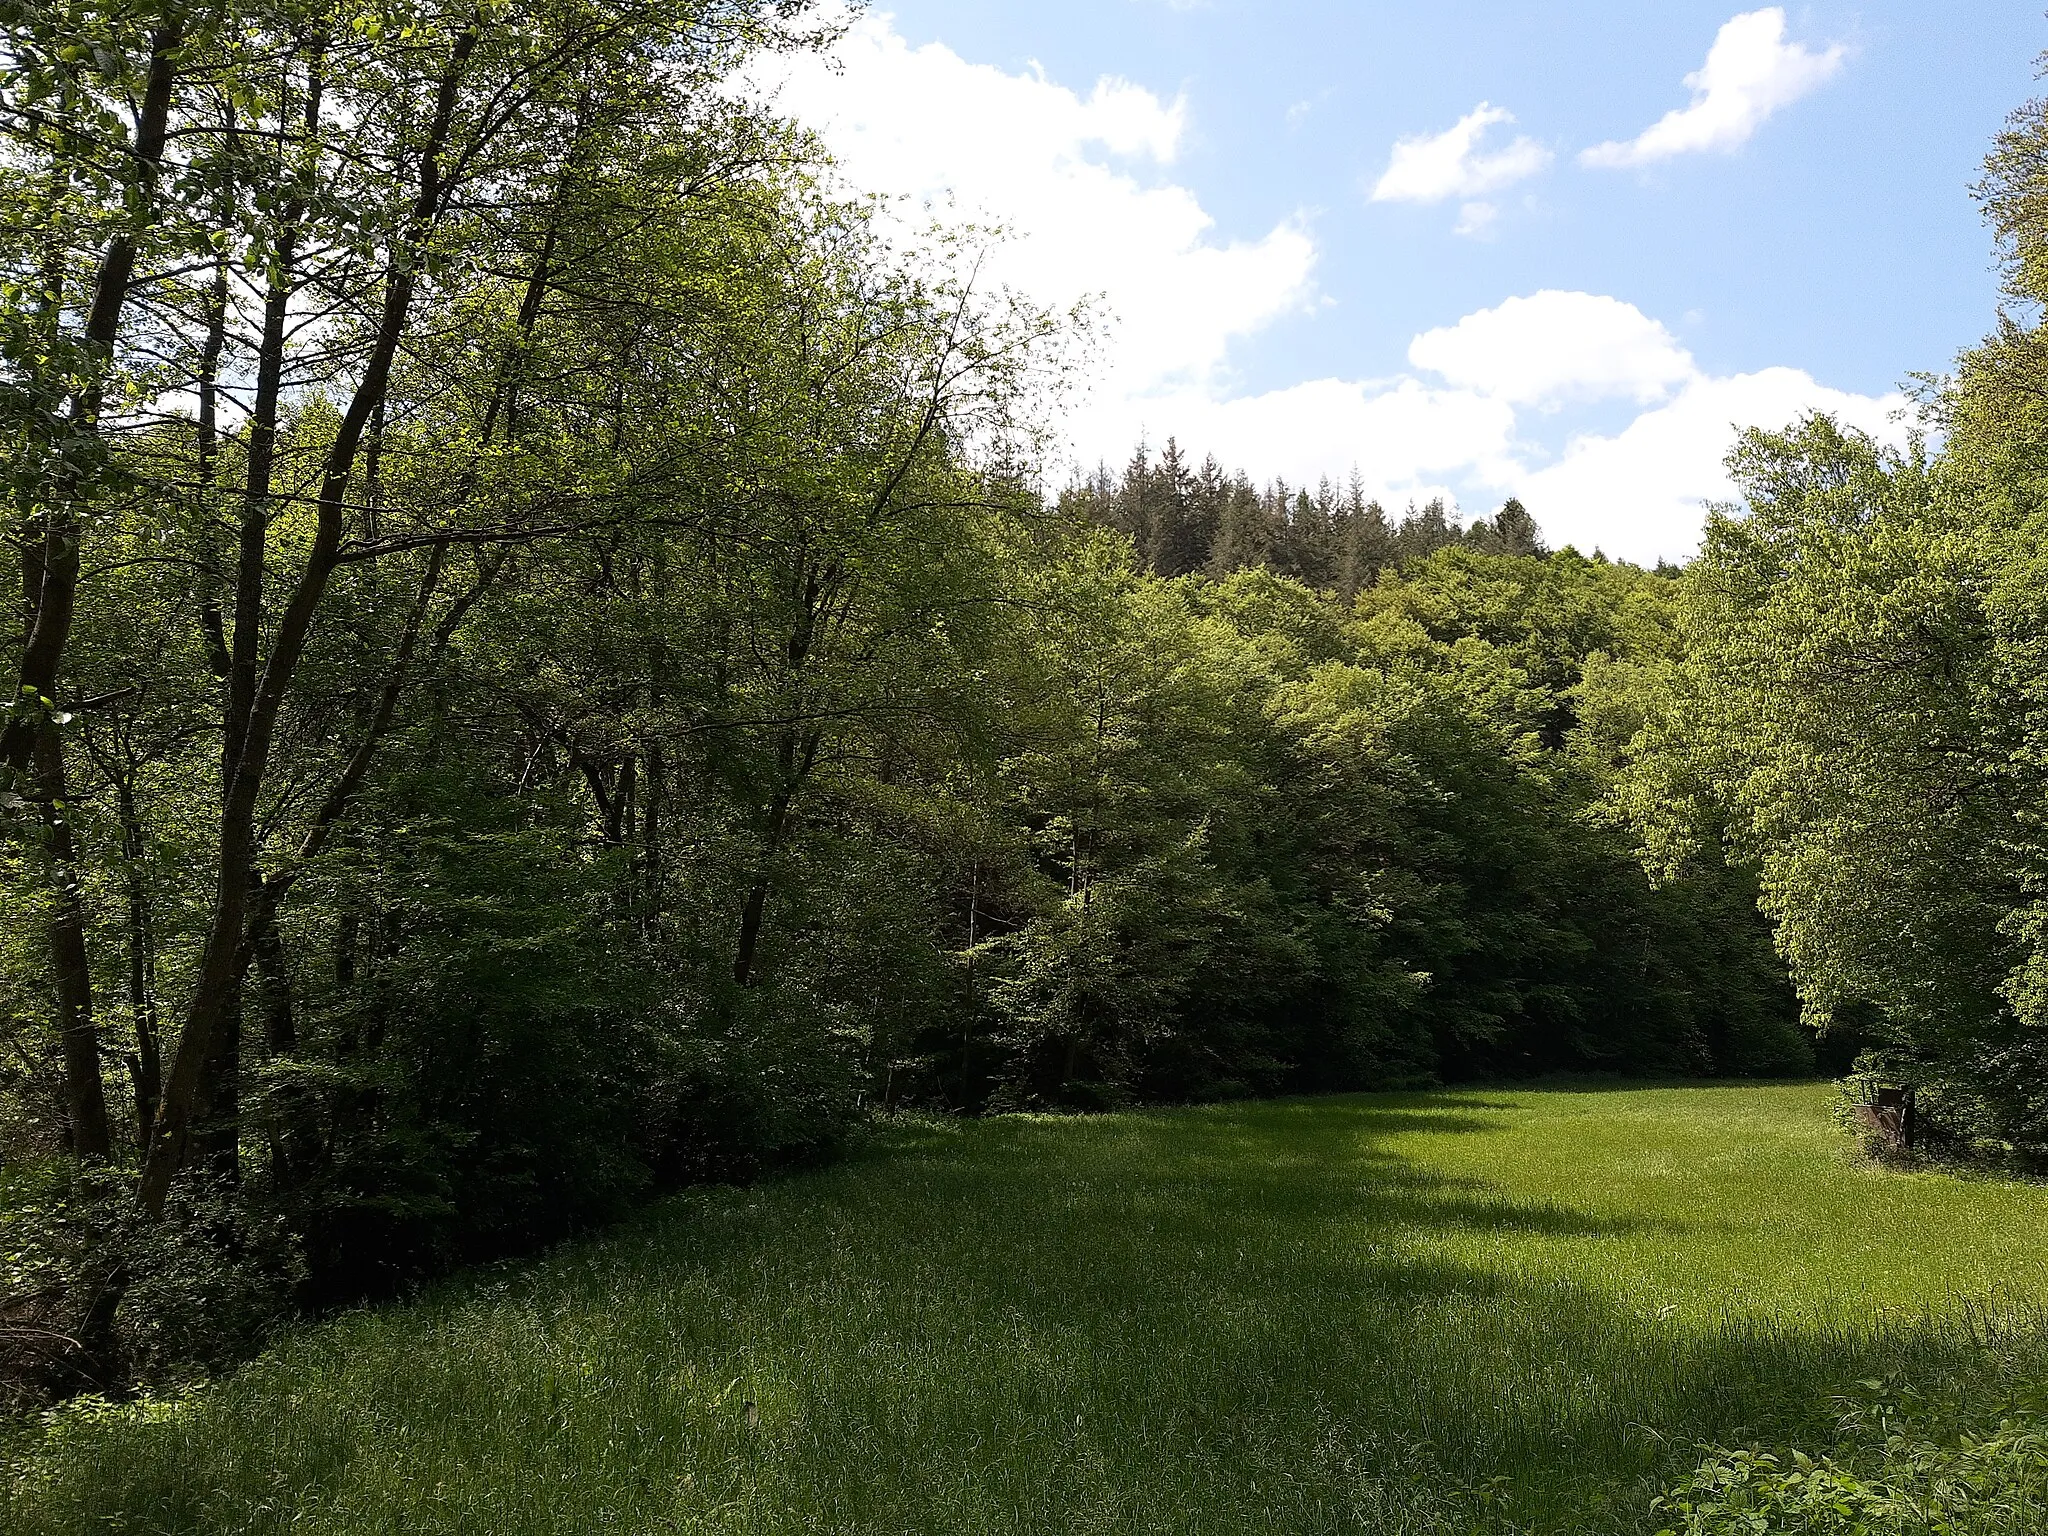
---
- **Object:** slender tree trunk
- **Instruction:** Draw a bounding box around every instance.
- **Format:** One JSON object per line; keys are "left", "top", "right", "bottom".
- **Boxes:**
{"left": 226, "top": 50, "right": 323, "bottom": 764}
{"left": 251, "top": 900, "right": 319, "bottom": 1182}
{"left": 116, "top": 777, "right": 161, "bottom": 1154}
{"left": 193, "top": 49, "right": 325, "bottom": 1187}
{"left": 2, "top": 22, "right": 183, "bottom": 777}
{"left": 361, "top": 396, "right": 385, "bottom": 541}
{"left": 0, "top": 20, "right": 181, "bottom": 1181}
{"left": 334, "top": 908, "right": 358, "bottom": 989}
{"left": 639, "top": 742, "right": 665, "bottom": 902}
{"left": 731, "top": 730, "right": 821, "bottom": 987}
{"left": 195, "top": 255, "right": 232, "bottom": 677}
{"left": 254, "top": 910, "right": 296, "bottom": 1057}
{"left": 731, "top": 877, "right": 773, "bottom": 987}
{"left": 958, "top": 861, "right": 979, "bottom": 1109}
{"left": 190, "top": 970, "right": 242, "bottom": 1186}
{"left": 611, "top": 753, "right": 636, "bottom": 845}
{"left": 33, "top": 726, "right": 110, "bottom": 1158}
{"left": 140, "top": 27, "right": 481, "bottom": 1217}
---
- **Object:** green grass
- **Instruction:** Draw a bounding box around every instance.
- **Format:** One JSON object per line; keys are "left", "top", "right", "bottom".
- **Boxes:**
{"left": 9, "top": 1083, "right": 2048, "bottom": 1534}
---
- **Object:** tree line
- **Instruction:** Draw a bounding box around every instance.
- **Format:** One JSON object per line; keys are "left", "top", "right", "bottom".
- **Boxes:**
{"left": 4, "top": 0, "right": 2043, "bottom": 1400}
{"left": 1063, "top": 443, "right": 1549, "bottom": 598}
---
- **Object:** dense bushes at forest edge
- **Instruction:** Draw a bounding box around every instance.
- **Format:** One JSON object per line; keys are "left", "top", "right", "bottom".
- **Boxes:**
{"left": 4, "top": 0, "right": 2048, "bottom": 1401}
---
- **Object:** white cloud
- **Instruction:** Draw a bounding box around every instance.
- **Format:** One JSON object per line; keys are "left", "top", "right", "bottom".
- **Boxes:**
{"left": 763, "top": 12, "right": 1317, "bottom": 417}
{"left": 760, "top": 18, "right": 1895, "bottom": 566}
{"left": 1582, "top": 8, "right": 1845, "bottom": 169}
{"left": 1100, "top": 294, "right": 1906, "bottom": 567}
{"left": 1407, "top": 291, "right": 1699, "bottom": 408}
{"left": 1286, "top": 91, "right": 1328, "bottom": 129}
{"left": 1089, "top": 376, "right": 1521, "bottom": 506}
{"left": 1371, "top": 104, "right": 1552, "bottom": 205}
{"left": 1453, "top": 201, "right": 1499, "bottom": 239}
{"left": 1515, "top": 370, "right": 1907, "bottom": 563}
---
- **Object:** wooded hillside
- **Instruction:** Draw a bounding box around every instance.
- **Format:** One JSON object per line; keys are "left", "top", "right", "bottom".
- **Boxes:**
{"left": 7, "top": 0, "right": 2048, "bottom": 1401}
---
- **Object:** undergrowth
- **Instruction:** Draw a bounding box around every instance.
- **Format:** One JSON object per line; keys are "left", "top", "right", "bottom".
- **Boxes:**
{"left": 1656, "top": 1340, "right": 2048, "bottom": 1534}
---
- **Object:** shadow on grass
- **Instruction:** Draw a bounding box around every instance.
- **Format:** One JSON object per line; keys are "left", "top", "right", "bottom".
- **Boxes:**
{"left": 5, "top": 1090, "right": 2030, "bottom": 1536}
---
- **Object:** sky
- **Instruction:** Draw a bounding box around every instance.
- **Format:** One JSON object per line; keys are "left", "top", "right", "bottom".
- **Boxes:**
{"left": 757, "top": 3, "right": 2043, "bottom": 563}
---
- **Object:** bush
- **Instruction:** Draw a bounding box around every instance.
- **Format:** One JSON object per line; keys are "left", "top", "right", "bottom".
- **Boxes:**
{"left": 1, "top": 1169, "right": 301, "bottom": 1403}
{"left": 1654, "top": 1347, "right": 2048, "bottom": 1534}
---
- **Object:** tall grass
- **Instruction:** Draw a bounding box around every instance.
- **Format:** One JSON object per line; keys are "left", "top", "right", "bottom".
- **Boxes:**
{"left": 7, "top": 1083, "right": 2048, "bottom": 1534}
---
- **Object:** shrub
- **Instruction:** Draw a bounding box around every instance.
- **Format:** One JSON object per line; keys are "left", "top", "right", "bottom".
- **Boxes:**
{"left": 1655, "top": 1360, "right": 2048, "bottom": 1534}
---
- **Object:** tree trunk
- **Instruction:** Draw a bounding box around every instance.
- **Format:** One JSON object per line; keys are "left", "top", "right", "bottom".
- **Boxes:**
{"left": 2, "top": 21, "right": 182, "bottom": 1170}
{"left": 33, "top": 726, "right": 110, "bottom": 1158}
{"left": 138, "top": 27, "right": 481, "bottom": 1216}
{"left": 116, "top": 777, "right": 161, "bottom": 1155}
{"left": 190, "top": 974, "right": 242, "bottom": 1187}
{"left": 2, "top": 22, "right": 183, "bottom": 777}
{"left": 731, "top": 730, "right": 820, "bottom": 987}
{"left": 194, "top": 242, "right": 232, "bottom": 677}
{"left": 252, "top": 901, "right": 321, "bottom": 1183}
{"left": 187, "top": 57, "right": 324, "bottom": 1181}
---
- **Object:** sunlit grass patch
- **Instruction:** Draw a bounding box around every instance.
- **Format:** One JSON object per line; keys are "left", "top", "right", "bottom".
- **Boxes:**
{"left": 8, "top": 1083, "right": 2048, "bottom": 1534}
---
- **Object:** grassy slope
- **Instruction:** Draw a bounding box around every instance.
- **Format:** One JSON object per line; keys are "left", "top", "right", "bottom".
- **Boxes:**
{"left": 8, "top": 1083, "right": 2048, "bottom": 1535}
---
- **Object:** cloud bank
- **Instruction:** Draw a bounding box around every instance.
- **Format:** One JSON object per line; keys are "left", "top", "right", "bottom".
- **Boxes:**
{"left": 1408, "top": 292, "right": 1697, "bottom": 408}
{"left": 766, "top": 15, "right": 1316, "bottom": 400}
{"left": 1516, "top": 367, "right": 1902, "bottom": 559}
{"left": 762, "top": 12, "right": 1899, "bottom": 566}
{"left": 1094, "top": 292, "right": 1906, "bottom": 566}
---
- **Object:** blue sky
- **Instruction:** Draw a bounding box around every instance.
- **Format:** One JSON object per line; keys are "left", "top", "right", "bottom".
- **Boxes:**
{"left": 766, "top": 4, "right": 2044, "bottom": 561}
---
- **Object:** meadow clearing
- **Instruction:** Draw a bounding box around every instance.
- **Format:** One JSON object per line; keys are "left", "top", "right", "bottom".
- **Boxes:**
{"left": 8, "top": 1082, "right": 2048, "bottom": 1534}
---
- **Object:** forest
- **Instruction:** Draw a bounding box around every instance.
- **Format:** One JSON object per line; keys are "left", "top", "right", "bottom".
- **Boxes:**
{"left": 4, "top": 0, "right": 2048, "bottom": 1472}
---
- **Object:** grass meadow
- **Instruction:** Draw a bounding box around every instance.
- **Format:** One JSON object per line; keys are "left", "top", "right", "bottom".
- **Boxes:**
{"left": 7, "top": 1082, "right": 2048, "bottom": 1534}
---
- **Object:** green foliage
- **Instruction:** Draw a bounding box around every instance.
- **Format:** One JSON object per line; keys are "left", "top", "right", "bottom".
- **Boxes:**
{"left": 889, "top": 541, "right": 1807, "bottom": 1112}
{"left": 1657, "top": 1367, "right": 2048, "bottom": 1535}
{"left": 1630, "top": 413, "right": 2048, "bottom": 1157}
{"left": 1587, "top": 66, "right": 2048, "bottom": 1168}
{"left": 1, "top": 1164, "right": 301, "bottom": 1402}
